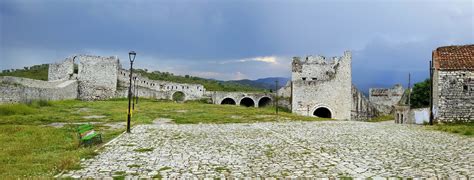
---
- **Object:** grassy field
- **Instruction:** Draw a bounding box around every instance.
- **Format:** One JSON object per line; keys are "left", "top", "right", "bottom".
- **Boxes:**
{"left": 367, "top": 115, "right": 394, "bottom": 122}
{"left": 0, "top": 99, "right": 326, "bottom": 177}
{"left": 426, "top": 122, "right": 474, "bottom": 137}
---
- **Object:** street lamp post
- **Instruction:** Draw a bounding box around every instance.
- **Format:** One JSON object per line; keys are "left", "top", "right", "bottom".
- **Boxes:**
{"left": 132, "top": 77, "right": 136, "bottom": 111}
{"left": 135, "top": 77, "right": 139, "bottom": 105}
{"left": 127, "top": 51, "right": 136, "bottom": 133}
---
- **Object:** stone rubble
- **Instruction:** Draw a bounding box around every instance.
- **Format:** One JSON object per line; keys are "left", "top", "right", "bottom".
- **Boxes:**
{"left": 63, "top": 121, "right": 473, "bottom": 179}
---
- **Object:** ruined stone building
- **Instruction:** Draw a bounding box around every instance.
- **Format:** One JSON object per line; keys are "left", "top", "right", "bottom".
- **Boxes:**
{"left": 432, "top": 45, "right": 474, "bottom": 123}
{"left": 369, "top": 84, "right": 405, "bottom": 115}
{"left": 0, "top": 55, "right": 205, "bottom": 103}
{"left": 284, "top": 51, "right": 378, "bottom": 120}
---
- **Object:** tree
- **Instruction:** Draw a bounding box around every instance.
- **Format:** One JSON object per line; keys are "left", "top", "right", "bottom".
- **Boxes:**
{"left": 410, "top": 78, "right": 430, "bottom": 108}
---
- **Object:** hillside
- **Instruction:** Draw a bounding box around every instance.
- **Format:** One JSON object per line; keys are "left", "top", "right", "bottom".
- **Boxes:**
{"left": 0, "top": 64, "right": 49, "bottom": 81}
{"left": 0, "top": 65, "right": 267, "bottom": 92}
{"left": 229, "top": 77, "right": 289, "bottom": 91}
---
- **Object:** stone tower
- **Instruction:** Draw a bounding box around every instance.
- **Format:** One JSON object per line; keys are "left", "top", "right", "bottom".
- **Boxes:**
{"left": 291, "top": 51, "right": 352, "bottom": 120}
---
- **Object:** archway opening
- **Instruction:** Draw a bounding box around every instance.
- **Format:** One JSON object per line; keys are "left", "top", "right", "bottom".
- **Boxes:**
{"left": 240, "top": 97, "right": 255, "bottom": 107}
{"left": 172, "top": 91, "right": 185, "bottom": 102}
{"left": 258, "top": 97, "right": 272, "bottom": 108}
{"left": 313, "top": 107, "right": 332, "bottom": 118}
{"left": 221, "top": 98, "right": 236, "bottom": 105}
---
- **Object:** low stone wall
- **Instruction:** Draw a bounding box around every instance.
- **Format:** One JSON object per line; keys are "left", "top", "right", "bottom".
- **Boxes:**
{"left": 0, "top": 76, "right": 78, "bottom": 103}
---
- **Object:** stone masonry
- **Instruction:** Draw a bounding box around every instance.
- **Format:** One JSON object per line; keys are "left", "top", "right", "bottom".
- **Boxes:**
{"left": 291, "top": 51, "right": 352, "bottom": 119}
{"left": 369, "top": 84, "right": 405, "bottom": 115}
{"left": 432, "top": 45, "right": 474, "bottom": 123}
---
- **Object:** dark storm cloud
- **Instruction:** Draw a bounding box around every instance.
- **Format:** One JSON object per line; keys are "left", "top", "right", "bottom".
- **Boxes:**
{"left": 1, "top": 0, "right": 472, "bottom": 91}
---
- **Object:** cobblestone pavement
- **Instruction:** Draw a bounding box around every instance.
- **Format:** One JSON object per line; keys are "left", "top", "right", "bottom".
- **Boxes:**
{"left": 63, "top": 121, "right": 473, "bottom": 179}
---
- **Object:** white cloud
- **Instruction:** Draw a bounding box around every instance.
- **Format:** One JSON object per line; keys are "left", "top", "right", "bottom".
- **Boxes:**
{"left": 219, "top": 56, "right": 278, "bottom": 64}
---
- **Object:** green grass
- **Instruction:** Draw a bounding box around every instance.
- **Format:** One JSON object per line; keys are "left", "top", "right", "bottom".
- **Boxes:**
{"left": 367, "top": 115, "right": 394, "bottom": 122}
{"left": 0, "top": 64, "right": 49, "bottom": 81}
{"left": 133, "top": 148, "right": 154, "bottom": 152}
{"left": 0, "top": 98, "right": 327, "bottom": 177}
{"left": 426, "top": 122, "right": 474, "bottom": 137}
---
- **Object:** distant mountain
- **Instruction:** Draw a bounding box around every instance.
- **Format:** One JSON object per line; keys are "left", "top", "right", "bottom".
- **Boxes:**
{"left": 228, "top": 77, "right": 289, "bottom": 91}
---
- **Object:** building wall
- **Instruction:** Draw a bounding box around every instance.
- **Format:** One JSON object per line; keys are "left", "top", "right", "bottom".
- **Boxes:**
{"left": 369, "top": 84, "right": 405, "bottom": 115}
{"left": 77, "top": 55, "right": 120, "bottom": 100}
{"left": 48, "top": 57, "right": 74, "bottom": 81}
{"left": 291, "top": 51, "right": 352, "bottom": 120}
{"left": 0, "top": 76, "right": 78, "bottom": 103}
{"left": 433, "top": 70, "right": 473, "bottom": 122}
{"left": 352, "top": 85, "right": 379, "bottom": 121}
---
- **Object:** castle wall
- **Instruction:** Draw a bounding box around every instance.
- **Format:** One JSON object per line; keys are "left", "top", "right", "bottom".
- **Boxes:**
{"left": 0, "top": 76, "right": 78, "bottom": 103}
{"left": 291, "top": 51, "right": 352, "bottom": 120}
{"left": 352, "top": 85, "right": 379, "bottom": 121}
{"left": 117, "top": 70, "right": 205, "bottom": 100}
{"left": 433, "top": 70, "right": 473, "bottom": 123}
{"left": 210, "top": 91, "right": 273, "bottom": 107}
{"left": 369, "top": 84, "right": 405, "bottom": 114}
{"left": 77, "top": 55, "right": 119, "bottom": 100}
{"left": 48, "top": 57, "right": 74, "bottom": 81}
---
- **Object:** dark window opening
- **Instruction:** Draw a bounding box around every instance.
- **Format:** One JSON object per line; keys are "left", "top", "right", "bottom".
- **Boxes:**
{"left": 302, "top": 77, "right": 307, "bottom": 81}
{"left": 464, "top": 85, "right": 469, "bottom": 92}
{"left": 312, "top": 78, "right": 317, "bottom": 80}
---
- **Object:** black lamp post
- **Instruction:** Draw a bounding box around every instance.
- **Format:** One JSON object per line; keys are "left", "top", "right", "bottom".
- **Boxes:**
{"left": 127, "top": 51, "right": 136, "bottom": 133}
{"left": 132, "top": 77, "right": 136, "bottom": 111}
{"left": 135, "top": 77, "right": 139, "bottom": 105}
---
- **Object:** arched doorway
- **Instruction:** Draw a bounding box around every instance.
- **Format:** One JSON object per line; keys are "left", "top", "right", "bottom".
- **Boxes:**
{"left": 172, "top": 91, "right": 185, "bottom": 102}
{"left": 240, "top": 97, "right": 255, "bottom": 107}
{"left": 221, "top": 98, "right": 236, "bottom": 105}
{"left": 313, "top": 107, "right": 332, "bottom": 118}
{"left": 258, "top": 97, "right": 272, "bottom": 107}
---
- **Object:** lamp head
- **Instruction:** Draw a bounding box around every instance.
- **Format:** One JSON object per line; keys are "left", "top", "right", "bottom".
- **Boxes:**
{"left": 129, "top": 51, "right": 136, "bottom": 63}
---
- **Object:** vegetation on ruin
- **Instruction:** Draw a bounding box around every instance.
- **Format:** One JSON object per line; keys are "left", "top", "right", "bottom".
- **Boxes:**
{"left": 0, "top": 98, "right": 326, "bottom": 177}
{"left": 426, "top": 122, "right": 474, "bottom": 137}
{"left": 0, "top": 65, "right": 267, "bottom": 92}
{"left": 0, "top": 64, "right": 49, "bottom": 81}
{"left": 134, "top": 69, "right": 267, "bottom": 92}
{"left": 410, "top": 78, "right": 430, "bottom": 108}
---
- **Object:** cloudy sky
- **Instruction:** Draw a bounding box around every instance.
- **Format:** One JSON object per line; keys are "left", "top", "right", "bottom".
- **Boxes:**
{"left": 1, "top": 0, "right": 473, "bottom": 92}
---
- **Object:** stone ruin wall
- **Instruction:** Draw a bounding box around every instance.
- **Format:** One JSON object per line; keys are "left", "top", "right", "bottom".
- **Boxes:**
{"left": 0, "top": 76, "right": 78, "bottom": 103}
{"left": 77, "top": 55, "right": 120, "bottom": 100}
{"left": 48, "top": 57, "right": 74, "bottom": 81}
{"left": 352, "top": 84, "right": 379, "bottom": 120}
{"left": 369, "top": 84, "right": 405, "bottom": 115}
{"left": 291, "top": 51, "right": 352, "bottom": 120}
{"left": 433, "top": 70, "right": 473, "bottom": 123}
{"left": 210, "top": 91, "right": 273, "bottom": 107}
{"left": 117, "top": 70, "right": 205, "bottom": 101}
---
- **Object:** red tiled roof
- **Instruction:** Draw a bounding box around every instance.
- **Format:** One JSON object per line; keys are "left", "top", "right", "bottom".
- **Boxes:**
{"left": 433, "top": 44, "right": 474, "bottom": 70}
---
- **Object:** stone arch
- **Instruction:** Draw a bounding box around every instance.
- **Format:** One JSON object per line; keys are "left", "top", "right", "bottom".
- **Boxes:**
{"left": 240, "top": 97, "right": 255, "bottom": 107}
{"left": 258, "top": 96, "right": 272, "bottom": 107}
{"left": 172, "top": 91, "right": 185, "bottom": 102}
{"left": 313, "top": 106, "right": 332, "bottom": 118}
{"left": 221, "top": 97, "right": 236, "bottom": 105}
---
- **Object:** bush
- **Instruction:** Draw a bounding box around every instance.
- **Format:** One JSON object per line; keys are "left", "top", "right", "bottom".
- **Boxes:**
{"left": 410, "top": 79, "right": 430, "bottom": 108}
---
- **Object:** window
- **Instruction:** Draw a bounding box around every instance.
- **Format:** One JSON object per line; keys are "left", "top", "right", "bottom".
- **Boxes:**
{"left": 312, "top": 78, "right": 317, "bottom": 80}
{"left": 302, "top": 77, "right": 307, "bottom": 81}
{"left": 463, "top": 85, "right": 469, "bottom": 92}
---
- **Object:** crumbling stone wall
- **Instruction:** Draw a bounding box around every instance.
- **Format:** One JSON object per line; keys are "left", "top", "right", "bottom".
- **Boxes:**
{"left": 0, "top": 76, "right": 78, "bottom": 103}
{"left": 77, "top": 55, "right": 120, "bottom": 100}
{"left": 352, "top": 85, "right": 379, "bottom": 120}
{"left": 433, "top": 70, "right": 473, "bottom": 122}
{"left": 117, "top": 70, "right": 205, "bottom": 101}
{"left": 369, "top": 84, "right": 405, "bottom": 115}
{"left": 48, "top": 57, "right": 74, "bottom": 81}
{"left": 277, "top": 81, "right": 292, "bottom": 98}
{"left": 291, "top": 51, "right": 352, "bottom": 120}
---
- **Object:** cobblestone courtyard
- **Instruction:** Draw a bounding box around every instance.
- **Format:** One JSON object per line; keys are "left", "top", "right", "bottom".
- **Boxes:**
{"left": 63, "top": 121, "right": 473, "bottom": 178}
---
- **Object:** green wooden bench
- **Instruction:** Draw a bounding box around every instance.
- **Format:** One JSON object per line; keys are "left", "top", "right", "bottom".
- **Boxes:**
{"left": 77, "top": 123, "right": 102, "bottom": 147}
